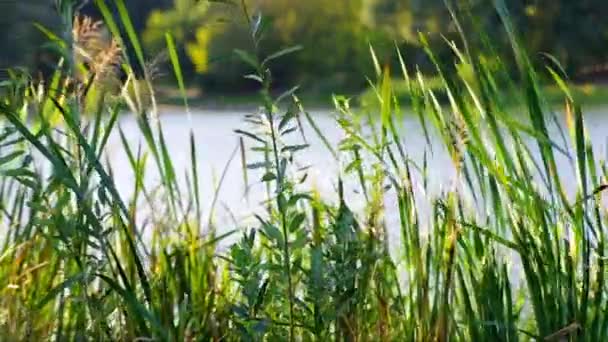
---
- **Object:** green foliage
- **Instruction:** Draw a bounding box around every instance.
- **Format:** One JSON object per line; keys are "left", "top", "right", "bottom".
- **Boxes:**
{"left": 1, "top": 1, "right": 608, "bottom": 341}
{"left": 5, "top": 0, "right": 608, "bottom": 94}
{"left": 142, "top": 0, "right": 210, "bottom": 49}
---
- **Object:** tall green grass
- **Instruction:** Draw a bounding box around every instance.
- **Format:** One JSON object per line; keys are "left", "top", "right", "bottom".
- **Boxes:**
{"left": 0, "top": 0, "right": 607, "bottom": 340}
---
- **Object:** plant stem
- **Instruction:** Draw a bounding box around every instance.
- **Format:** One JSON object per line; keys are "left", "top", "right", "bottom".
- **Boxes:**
{"left": 268, "top": 106, "right": 296, "bottom": 341}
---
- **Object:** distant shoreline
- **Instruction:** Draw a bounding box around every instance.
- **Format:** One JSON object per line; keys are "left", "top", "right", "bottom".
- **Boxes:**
{"left": 156, "top": 81, "right": 608, "bottom": 113}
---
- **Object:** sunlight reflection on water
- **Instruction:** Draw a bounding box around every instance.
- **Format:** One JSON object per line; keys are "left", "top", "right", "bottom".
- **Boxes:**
{"left": 105, "top": 107, "right": 608, "bottom": 253}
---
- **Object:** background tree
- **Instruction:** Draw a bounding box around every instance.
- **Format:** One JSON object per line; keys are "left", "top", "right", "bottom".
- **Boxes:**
{"left": 2, "top": 0, "right": 608, "bottom": 91}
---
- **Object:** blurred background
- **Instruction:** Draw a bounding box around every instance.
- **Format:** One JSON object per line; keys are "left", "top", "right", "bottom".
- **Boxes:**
{"left": 2, "top": 0, "right": 608, "bottom": 103}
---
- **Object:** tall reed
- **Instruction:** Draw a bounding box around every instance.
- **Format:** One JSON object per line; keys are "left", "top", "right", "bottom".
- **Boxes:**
{"left": 0, "top": 0, "right": 606, "bottom": 341}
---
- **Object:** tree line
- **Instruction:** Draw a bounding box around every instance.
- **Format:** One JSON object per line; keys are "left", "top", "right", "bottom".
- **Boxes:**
{"left": 3, "top": 0, "right": 607, "bottom": 90}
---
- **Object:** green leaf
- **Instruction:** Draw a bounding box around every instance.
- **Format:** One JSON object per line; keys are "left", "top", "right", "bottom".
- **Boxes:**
{"left": 247, "top": 162, "right": 271, "bottom": 170}
{"left": 235, "top": 129, "right": 265, "bottom": 144}
{"left": 281, "top": 144, "right": 309, "bottom": 153}
{"left": 115, "top": 0, "right": 146, "bottom": 72}
{"left": 303, "top": 110, "right": 337, "bottom": 160}
{"left": 37, "top": 273, "right": 87, "bottom": 309}
{"left": 1, "top": 168, "right": 36, "bottom": 178}
{"left": 262, "top": 223, "right": 284, "bottom": 247}
{"left": 0, "top": 151, "right": 23, "bottom": 166}
{"left": 275, "top": 86, "right": 300, "bottom": 105}
{"left": 262, "top": 45, "right": 302, "bottom": 66}
{"left": 234, "top": 49, "right": 260, "bottom": 70}
{"left": 279, "top": 108, "right": 297, "bottom": 131}
{"left": 33, "top": 23, "right": 66, "bottom": 48}
{"left": 289, "top": 213, "right": 306, "bottom": 232}
{"left": 369, "top": 44, "right": 381, "bottom": 78}
{"left": 244, "top": 74, "right": 264, "bottom": 83}
{"left": 165, "top": 32, "right": 189, "bottom": 110}
{"left": 261, "top": 172, "right": 276, "bottom": 182}
{"left": 287, "top": 193, "right": 312, "bottom": 207}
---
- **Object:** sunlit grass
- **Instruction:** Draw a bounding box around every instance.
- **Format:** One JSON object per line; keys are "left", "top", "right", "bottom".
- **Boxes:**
{"left": 0, "top": 0, "right": 607, "bottom": 341}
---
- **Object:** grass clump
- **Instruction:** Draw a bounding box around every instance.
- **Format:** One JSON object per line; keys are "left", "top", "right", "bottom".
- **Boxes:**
{"left": 1, "top": 0, "right": 608, "bottom": 341}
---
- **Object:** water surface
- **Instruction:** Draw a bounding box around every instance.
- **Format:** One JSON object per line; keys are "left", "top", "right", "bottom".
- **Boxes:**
{"left": 105, "top": 106, "right": 608, "bottom": 247}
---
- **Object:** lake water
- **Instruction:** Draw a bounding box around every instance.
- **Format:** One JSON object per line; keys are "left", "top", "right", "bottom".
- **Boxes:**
{"left": 105, "top": 106, "right": 608, "bottom": 247}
